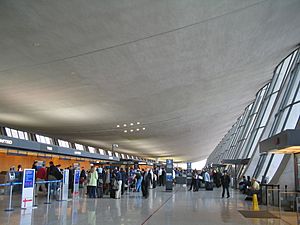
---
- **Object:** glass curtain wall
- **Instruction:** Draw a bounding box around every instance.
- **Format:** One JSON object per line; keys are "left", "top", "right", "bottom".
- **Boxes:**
{"left": 207, "top": 47, "right": 300, "bottom": 184}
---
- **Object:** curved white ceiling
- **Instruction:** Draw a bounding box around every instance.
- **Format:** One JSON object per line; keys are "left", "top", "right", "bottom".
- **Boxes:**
{"left": 0, "top": 0, "right": 299, "bottom": 161}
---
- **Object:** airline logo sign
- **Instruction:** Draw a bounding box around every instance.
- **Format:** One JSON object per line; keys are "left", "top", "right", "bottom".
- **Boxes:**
{"left": 0, "top": 139, "right": 13, "bottom": 145}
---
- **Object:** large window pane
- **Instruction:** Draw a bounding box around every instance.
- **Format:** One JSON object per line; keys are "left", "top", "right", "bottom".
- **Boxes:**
{"left": 284, "top": 103, "right": 300, "bottom": 129}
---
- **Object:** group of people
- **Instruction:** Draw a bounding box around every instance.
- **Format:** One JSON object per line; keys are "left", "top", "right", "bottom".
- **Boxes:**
{"left": 188, "top": 169, "right": 231, "bottom": 198}
{"left": 239, "top": 176, "right": 261, "bottom": 198}
{"left": 78, "top": 166, "right": 157, "bottom": 199}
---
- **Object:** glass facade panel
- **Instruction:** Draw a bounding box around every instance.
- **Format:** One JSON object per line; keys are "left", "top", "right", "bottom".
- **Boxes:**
{"left": 284, "top": 103, "right": 300, "bottom": 129}
{"left": 207, "top": 47, "right": 300, "bottom": 185}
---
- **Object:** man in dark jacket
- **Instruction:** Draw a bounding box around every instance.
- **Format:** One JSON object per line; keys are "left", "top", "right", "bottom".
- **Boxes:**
{"left": 221, "top": 170, "right": 231, "bottom": 198}
{"left": 142, "top": 169, "right": 152, "bottom": 198}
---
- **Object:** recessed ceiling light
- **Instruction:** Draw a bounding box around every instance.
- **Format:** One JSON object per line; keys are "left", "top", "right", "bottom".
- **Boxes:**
{"left": 130, "top": 129, "right": 134, "bottom": 132}
{"left": 130, "top": 123, "right": 134, "bottom": 126}
{"left": 117, "top": 125, "right": 120, "bottom": 128}
{"left": 123, "top": 124, "right": 127, "bottom": 127}
{"left": 124, "top": 130, "right": 127, "bottom": 133}
{"left": 136, "top": 128, "right": 140, "bottom": 131}
{"left": 142, "top": 127, "right": 146, "bottom": 130}
{"left": 137, "top": 122, "right": 140, "bottom": 125}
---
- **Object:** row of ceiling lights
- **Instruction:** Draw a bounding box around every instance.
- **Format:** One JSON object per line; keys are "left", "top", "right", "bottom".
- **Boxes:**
{"left": 124, "top": 127, "right": 146, "bottom": 133}
{"left": 116, "top": 122, "right": 146, "bottom": 133}
{"left": 116, "top": 122, "right": 140, "bottom": 127}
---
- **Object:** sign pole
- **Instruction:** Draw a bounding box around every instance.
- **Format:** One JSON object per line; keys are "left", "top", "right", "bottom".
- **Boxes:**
{"left": 21, "top": 169, "right": 35, "bottom": 210}
{"left": 73, "top": 170, "right": 80, "bottom": 199}
{"left": 44, "top": 182, "right": 51, "bottom": 204}
{"left": 166, "top": 159, "right": 173, "bottom": 191}
{"left": 5, "top": 184, "right": 14, "bottom": 211}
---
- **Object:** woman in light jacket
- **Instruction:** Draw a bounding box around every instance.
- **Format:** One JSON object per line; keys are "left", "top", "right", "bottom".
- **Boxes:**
{"left": 88, "top": 166, "right": 98, "bottom": 198}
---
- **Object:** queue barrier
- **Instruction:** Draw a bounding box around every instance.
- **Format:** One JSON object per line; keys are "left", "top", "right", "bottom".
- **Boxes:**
{"left": 0, "top": 180, "right": 63, "bottom": 211}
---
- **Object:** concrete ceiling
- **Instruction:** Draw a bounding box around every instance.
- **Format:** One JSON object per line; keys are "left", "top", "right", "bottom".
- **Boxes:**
{"left": 0, "top": 0, "right": 299, "bottom": 162}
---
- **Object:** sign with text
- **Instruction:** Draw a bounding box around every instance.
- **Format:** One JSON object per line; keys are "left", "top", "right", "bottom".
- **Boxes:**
{"left": 62, "top": 169, "right": 69, "bottom": 201}
{"left": 21, "top": 169, "right": 35, "bottom": 209}
{"left": 166, "top": 159, "right": 173, "bottom": 191}
{"left": 73, "top": 170, "right": 80, "bottom": 198}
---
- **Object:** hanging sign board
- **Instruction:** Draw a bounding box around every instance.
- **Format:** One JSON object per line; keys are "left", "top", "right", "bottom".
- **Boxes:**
{"left": 73, "top": 170, "right": 80, "bottom": 198}
{"left": 62, "top": 169, "right": 69, "bottom": 200}
{"left": 21, "top": 169, "right": 35, "bottom": 209}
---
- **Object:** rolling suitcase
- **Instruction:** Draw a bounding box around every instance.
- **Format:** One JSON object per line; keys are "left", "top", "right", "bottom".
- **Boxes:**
{"left": 205, "top": 182, "right": 213, "bottom": 191}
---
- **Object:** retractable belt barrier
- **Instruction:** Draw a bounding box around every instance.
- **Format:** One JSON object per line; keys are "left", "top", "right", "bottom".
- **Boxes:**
{"left": 0, "top": 180, "right": 63, "bottom": 211}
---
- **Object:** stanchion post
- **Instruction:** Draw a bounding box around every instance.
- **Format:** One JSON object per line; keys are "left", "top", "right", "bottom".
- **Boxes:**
{"left": 5, "top": 183, "right": 14, "bottom": 211}
{"left": 33, "top": 182, "right": 38, "bottom": 207}
{"left": 57, "top": 181, "right": 63, "bottom": 202}
{"left": 44, "top": 181, "right": 51, "bottom": 204}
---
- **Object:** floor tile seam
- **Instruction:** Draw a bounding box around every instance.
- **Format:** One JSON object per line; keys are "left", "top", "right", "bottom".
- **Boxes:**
{"left": 140, "top": 190, "right": 178, "bottom": 225}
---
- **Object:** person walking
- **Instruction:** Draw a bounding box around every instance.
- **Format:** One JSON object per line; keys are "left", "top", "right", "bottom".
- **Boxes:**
{"left": 189, "top": 169, "right": 197, "bottom": 191}
{"left": 221, "top": 170, "right": 231, "bottom": 198}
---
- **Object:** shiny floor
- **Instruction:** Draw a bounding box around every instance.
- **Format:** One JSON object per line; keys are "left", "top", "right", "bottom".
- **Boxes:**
{"left": 0, "top": 186, "right": 293, "bottom": 225}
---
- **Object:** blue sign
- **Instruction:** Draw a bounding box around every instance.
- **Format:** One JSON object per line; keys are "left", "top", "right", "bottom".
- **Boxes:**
{"left": 74, "top": 170, "right": 80, "bottom": 185}
{"left": 24, "top": 170, "right": 34, "bottom": 188}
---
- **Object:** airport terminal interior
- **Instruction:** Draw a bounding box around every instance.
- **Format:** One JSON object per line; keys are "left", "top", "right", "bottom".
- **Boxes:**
{"left": 0, "top": 0, "right": 300, "bottom": 224}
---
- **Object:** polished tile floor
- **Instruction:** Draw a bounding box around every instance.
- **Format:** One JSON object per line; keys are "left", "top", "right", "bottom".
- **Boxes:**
{"left": 0, "top": 186, "right": 293, "bottom": 225}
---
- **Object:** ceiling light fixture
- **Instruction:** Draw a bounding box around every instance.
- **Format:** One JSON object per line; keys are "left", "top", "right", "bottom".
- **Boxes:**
{"left": 142, "top": 128, "right": 146, "bottom": 130}
{"left": 124, "top": 130, "right": 127, "bottom": 133}
{"left": 137, "top": 122, "right": 140, "bottom": 125}
{"left": 123, "top": 124, "right": 127, "bottom": 127}
{"left": 117, "top": 125, "right": 120, "bottom": 128}
{"left": 130, "top": 129, "right": 134, "bottom": 132}
{"left": 130, "top": 123, "right": 134, "bottom": 126}
{"left": 136, "top": 128, "right": 140, "bottom": 131}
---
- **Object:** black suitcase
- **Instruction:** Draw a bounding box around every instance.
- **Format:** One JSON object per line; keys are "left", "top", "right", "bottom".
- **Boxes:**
{"left": 205, "top": 182, "right": 213, "bottom": 191}
{"left": 110, "top": 190, "right": 116, "bottom": 198}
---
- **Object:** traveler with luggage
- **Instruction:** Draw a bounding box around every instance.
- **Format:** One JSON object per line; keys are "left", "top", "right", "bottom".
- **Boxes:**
{"left": 204, "top": 170, "right": 213, "bottom": 191}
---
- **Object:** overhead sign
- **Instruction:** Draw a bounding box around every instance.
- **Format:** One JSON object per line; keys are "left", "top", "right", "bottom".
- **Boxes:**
{"left": 21, "top": 169, "right": 35, "bottom": 209}
{"left": 0, "top": 139, "right": 13, "bottom": 145}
